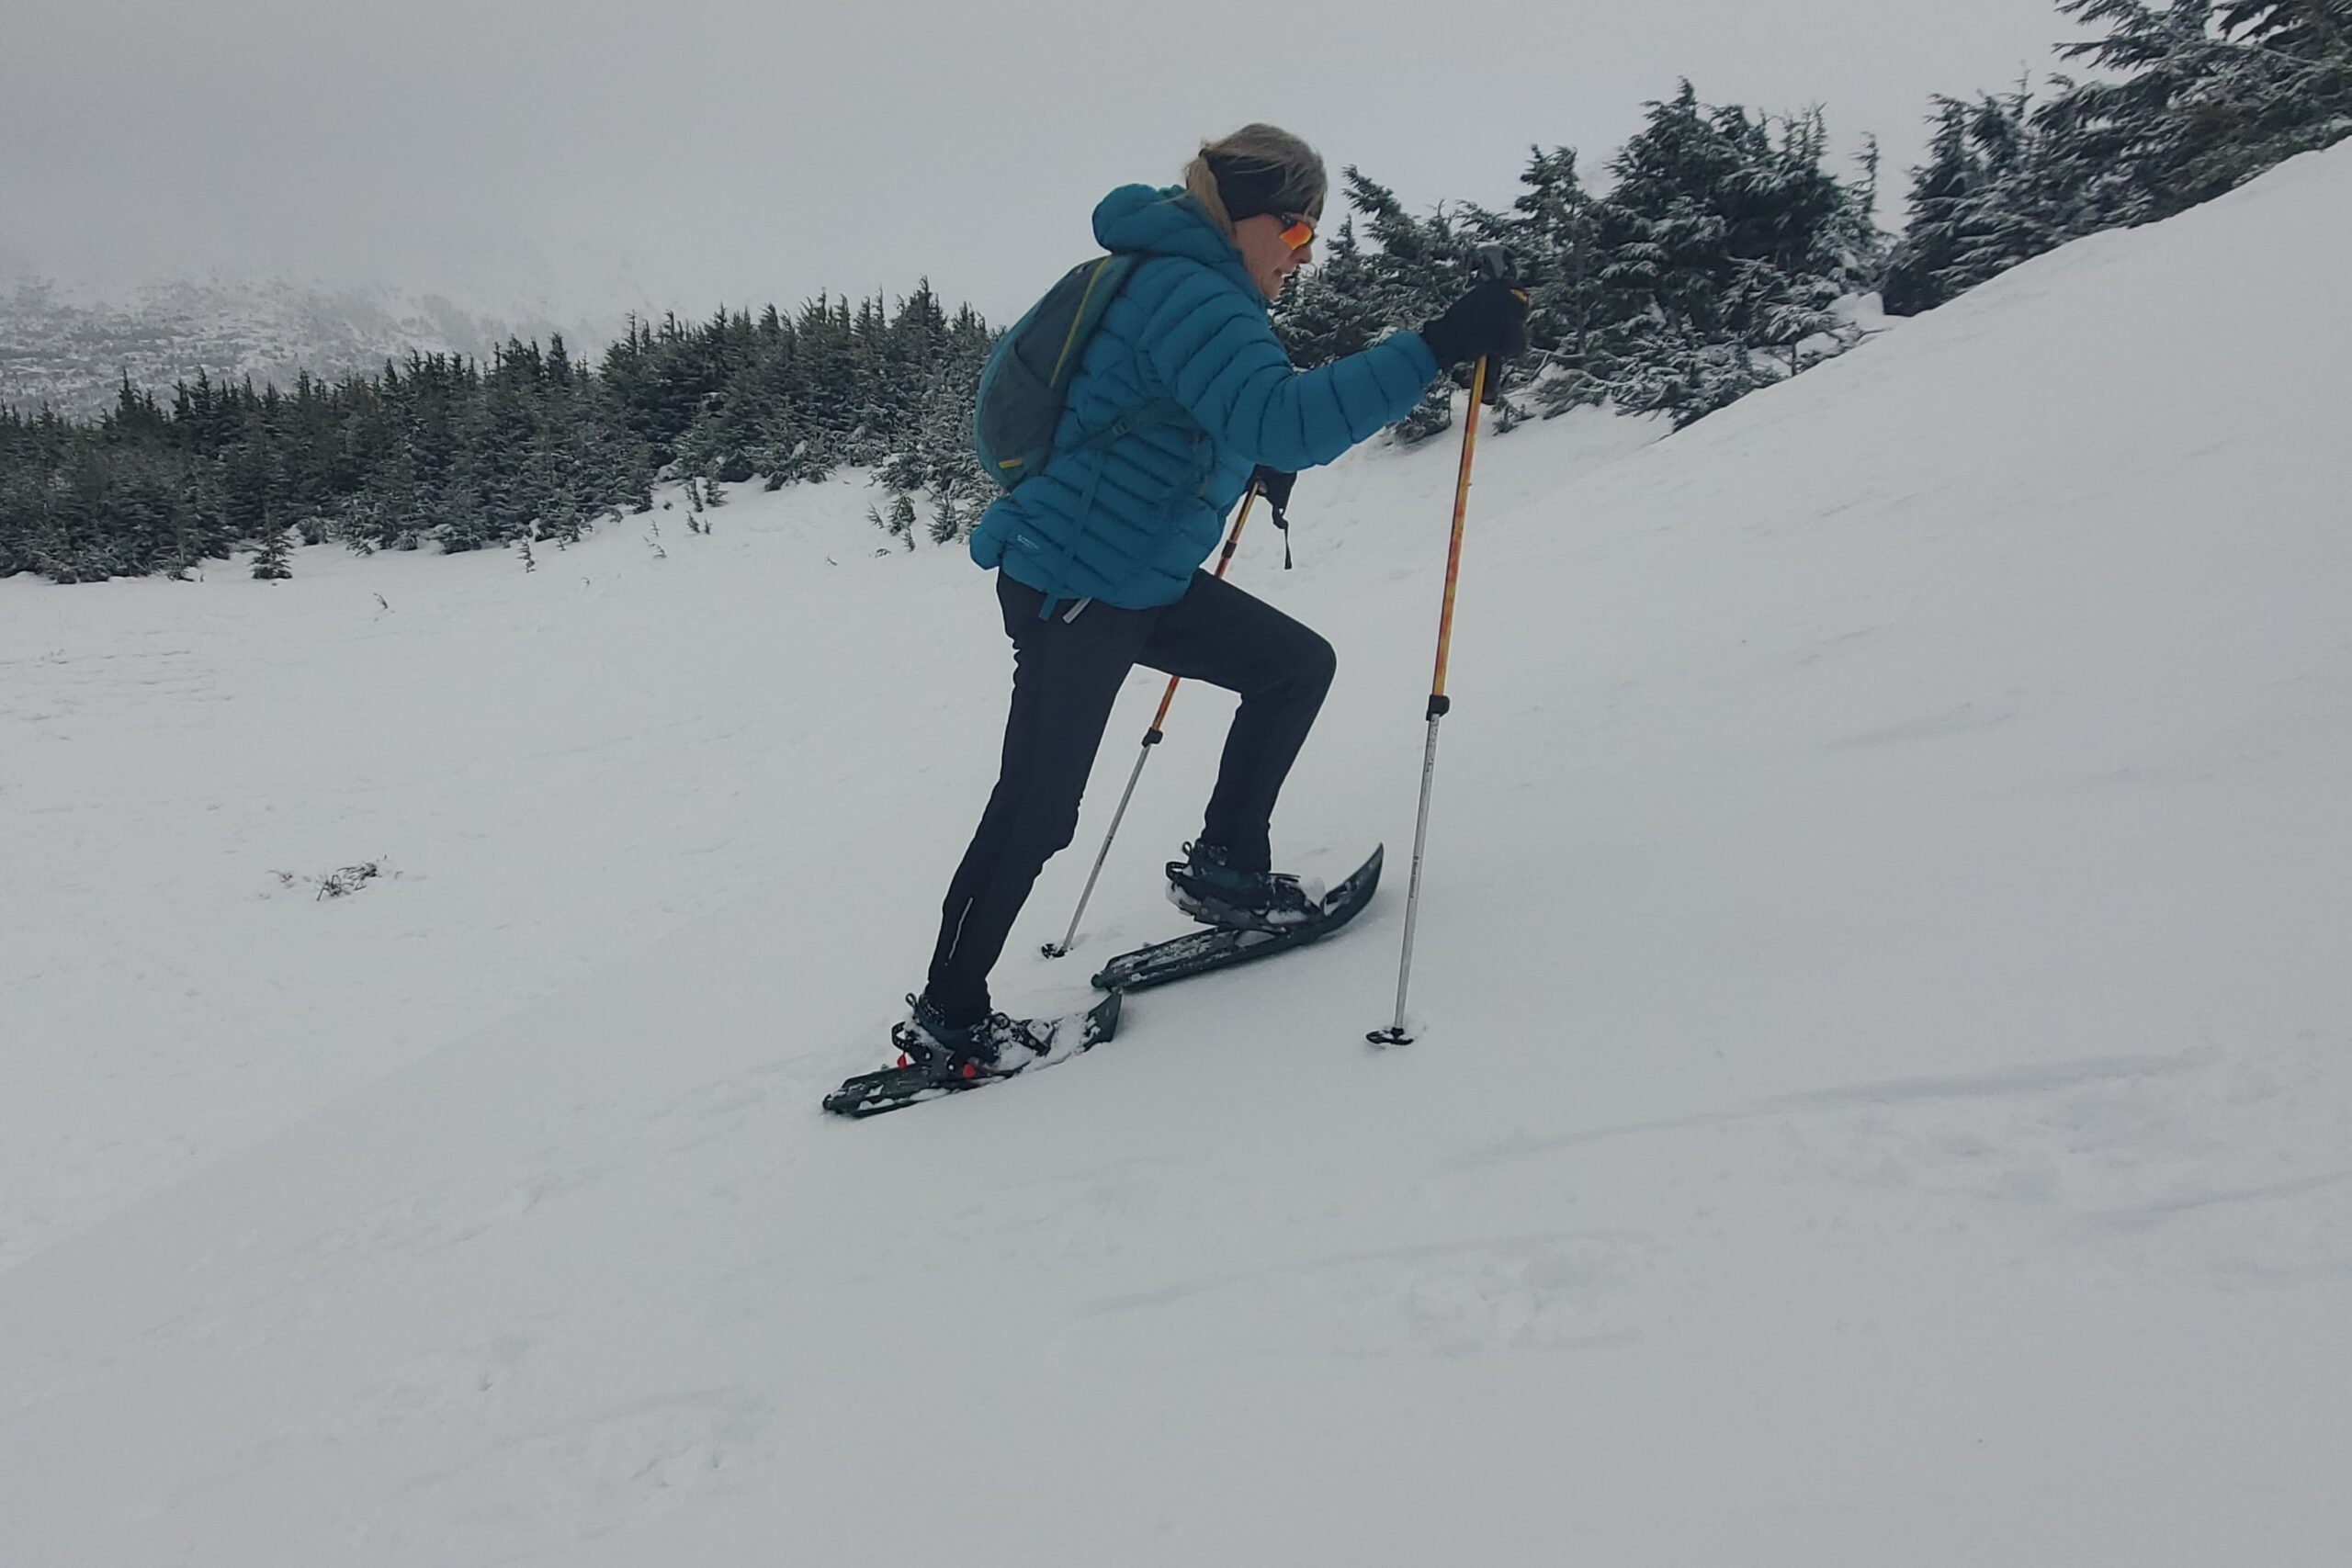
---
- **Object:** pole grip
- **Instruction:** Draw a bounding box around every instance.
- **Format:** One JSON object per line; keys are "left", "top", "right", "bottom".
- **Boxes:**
{"left": 1474, "top": 243, "right": 1519, "bottom": 407}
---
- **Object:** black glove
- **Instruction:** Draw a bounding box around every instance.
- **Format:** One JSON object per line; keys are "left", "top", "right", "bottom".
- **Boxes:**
{"left": 1249, "top": 466, "right": 1295, "bottom": 513}
{"left": 1417, "top": 277, "right": 1529, "bottom": 368}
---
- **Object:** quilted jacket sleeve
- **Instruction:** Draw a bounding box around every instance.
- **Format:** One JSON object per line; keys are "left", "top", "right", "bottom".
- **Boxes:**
{"left": 1136, "top": 262, "right": 1441, "bottom": 472}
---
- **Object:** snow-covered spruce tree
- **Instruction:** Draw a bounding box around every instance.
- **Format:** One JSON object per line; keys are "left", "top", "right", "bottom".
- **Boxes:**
{"left": 1510, "top": 145, "right": 1612, "bottom": 412}
{"left": 19, "top": 388, "right": 209, "bottom": 579}
{"left": 928, "top": 494, "right": 966, "bottom": 546}
{"left": 779, "top": 294, "right": 863, "bottom": 470}
{"left": 27, "top": 441, "right": 107, "bottom": 581}
{"left": 526, "top": 370, "right": 594, "bottom": 544}
{"left": 1885, "top": 1, "right": 2346, "bottom": 317}
{"left": 869, "top": 280, "right": 944, "bottom": 456}
{"left": 594, "top": 310, "right": 728, "bottom": 470}
{"left": 0, "top": 418, "right": 45, "bottom": 579}
{"left": 1589, "top": 85, "right": 1879, "bottom": 424}
{"left": 708, "top": 317, "right": 824, "bottom": 491}
{"left": 349, "top": 418, "right": 427, "bottom": 554}
{"left": 435, "top": 389, "right": 499, "bottom": 554}
{"left": 921, "top": 307, "right": 996, "bottom": 525}
{"left": 1744, "top": 112, "right": 1883, "bottom": 375}
{"left": 857, "top": 289, "right": 996, "bottom": 540}
{"left": 572, "top": 376, "right": 656, "bottom": 518}
{"left": 249, "top": 520, "right": 293, "bottom": 580}
{"left": 1882, "top": 88, "right": 2094, "bottom": 316}
{"left": 2043, "top": 0, "right": 2352, "bottom": 225}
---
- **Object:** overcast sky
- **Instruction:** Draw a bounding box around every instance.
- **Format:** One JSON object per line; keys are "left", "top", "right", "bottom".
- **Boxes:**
{"left": 3, "top": 0, "right": 2087, "bottom": 326}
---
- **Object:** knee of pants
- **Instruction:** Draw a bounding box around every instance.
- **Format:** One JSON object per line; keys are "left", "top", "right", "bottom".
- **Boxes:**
{"left": 1297, "top": 631, "right": 1338, "bottom": 700}
{"left": 1018, "top": 798, "right": 1085, "bottom": 861}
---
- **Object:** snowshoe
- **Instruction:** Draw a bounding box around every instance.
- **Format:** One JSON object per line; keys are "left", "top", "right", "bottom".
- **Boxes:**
{"left": 1099, "top": 845, "right": 1383, "bottom": 993}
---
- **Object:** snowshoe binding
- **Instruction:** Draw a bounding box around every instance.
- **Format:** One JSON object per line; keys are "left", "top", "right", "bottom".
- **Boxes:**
{"left": 823, "top": 991, "right": 1123, "bottom": 1118}
{"left": 1165, "top": 840, "right": 1327, "bottom": 932}
{"left": 888, "top": 991, "right": 1053, "bottom": 1077}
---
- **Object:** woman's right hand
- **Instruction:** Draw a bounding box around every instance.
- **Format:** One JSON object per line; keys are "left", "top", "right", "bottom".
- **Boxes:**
{"left": 1417, "top": 277, "right": 1529, "bottom": 368}
{"left": 1249, "top": 465, "right": 1295, "bottom": 513}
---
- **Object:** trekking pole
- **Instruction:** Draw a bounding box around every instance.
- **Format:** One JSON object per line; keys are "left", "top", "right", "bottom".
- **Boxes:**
{"left": 1042, "top": 484, "right": 1263, "bottom": 958}
{"left": 1370, "top": 245, "right": 1517, "bottom": 1047}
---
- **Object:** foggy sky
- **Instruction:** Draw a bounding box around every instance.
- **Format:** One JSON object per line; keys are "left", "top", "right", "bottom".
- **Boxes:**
{"left": 2, "top": 0, "right": 2084, "bottom": 326}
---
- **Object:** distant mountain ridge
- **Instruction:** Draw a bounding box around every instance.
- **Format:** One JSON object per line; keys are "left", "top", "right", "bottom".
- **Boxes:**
{"left": 0, "top": 275, "right": 624, "bottom": 417}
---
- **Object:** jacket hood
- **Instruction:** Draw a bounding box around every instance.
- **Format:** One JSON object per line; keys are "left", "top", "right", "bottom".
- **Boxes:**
{"left": 1091, "top": 185, "right": 1265, "bottom": 309}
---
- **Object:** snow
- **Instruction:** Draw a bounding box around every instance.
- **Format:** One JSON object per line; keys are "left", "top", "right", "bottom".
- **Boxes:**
{"left": 5, "top": 145, "right": 2350, "bottom": 1565}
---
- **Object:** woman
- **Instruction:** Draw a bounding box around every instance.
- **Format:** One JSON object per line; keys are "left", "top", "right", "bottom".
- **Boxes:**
{"left": 902, "top": 123, "right": 1526, "bottom": 1067}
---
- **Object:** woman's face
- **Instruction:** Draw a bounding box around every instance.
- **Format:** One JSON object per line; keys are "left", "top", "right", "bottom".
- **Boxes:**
{"left": 1234, "top": 211, "right": 1316, "bottom": 301}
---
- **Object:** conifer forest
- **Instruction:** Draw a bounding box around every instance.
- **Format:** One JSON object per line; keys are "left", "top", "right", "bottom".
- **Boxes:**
{"left": 4, "top": 0, "right": 2344, "bottom": 583}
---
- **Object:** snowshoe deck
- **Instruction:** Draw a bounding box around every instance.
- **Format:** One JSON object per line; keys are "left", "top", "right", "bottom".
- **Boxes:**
{"left": 1091, "top": 845, "right": 1383, "bottom": 994}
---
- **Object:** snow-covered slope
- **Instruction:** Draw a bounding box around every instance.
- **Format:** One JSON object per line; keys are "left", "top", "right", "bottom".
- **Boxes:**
{"left": 4, "top": 147, "right": 2348, "bottom": 1566}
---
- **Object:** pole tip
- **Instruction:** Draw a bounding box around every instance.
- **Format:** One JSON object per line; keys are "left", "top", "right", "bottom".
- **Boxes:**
{"left": 1367, "top": 1026, "right": 1415, "bottom": 1048}
{"left": 1040, "top": 942, "right": 1069, "bottom": 959}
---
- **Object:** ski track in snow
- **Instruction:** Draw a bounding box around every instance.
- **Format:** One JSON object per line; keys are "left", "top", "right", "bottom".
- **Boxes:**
{"left": 4, "top": 145, "right": 2351, "bottom": 1567}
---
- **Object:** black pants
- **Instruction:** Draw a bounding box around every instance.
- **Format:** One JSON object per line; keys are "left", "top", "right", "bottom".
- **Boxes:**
{"left": 925, "top": 570, "right": 1337, "bottom": 1024}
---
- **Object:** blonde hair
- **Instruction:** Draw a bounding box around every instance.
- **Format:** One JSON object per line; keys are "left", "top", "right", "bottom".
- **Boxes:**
{"left": 1182, "top": 124, "right": 1328, "bottom": 239}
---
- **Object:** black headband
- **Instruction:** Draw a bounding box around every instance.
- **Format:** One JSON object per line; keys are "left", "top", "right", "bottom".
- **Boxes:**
{"left": 1205, "top": 152, "right": 1306, "bottom": 224}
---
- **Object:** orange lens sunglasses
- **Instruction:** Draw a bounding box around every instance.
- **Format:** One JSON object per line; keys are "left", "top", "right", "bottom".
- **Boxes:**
{"left": 1278, "top": 213, "right": 1317, "bottom": 251}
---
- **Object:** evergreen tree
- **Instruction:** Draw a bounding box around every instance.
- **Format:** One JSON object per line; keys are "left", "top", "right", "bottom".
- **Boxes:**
{"left": 1510, "top": 146, "right": 1611, "bottom": 411}
{"left": 1588, "top": 85, "right": 1879, "bottom": 423}
{"left": 1884, "top": 1, "right": 2345, "bottom": 317}
{"left": 1883, "top": 88, "right": 2090, "bottom": 315}
{"left": 250, "top": 523, "right": 293, "bottom": 580}
{"left": 928, "top": 494, "right": 966, "bottom": 546}
{"left": 2044, "top": 0, "right": 2352, "bottom": 222}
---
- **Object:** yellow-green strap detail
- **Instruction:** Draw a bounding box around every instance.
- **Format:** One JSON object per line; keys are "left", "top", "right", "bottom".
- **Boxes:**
{"left": 1048, "top": 261, "right": 1111, "bottom": 386}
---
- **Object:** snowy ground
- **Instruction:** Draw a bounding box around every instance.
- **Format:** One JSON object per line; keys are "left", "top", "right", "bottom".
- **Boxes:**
{"left": 5, "top": 147, "right": 2350, "bottom": 1565}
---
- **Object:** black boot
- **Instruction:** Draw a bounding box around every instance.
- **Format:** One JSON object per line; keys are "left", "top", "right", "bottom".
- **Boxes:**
{"left": 1164, "top": 841, "right": 1325, "bottom": 931}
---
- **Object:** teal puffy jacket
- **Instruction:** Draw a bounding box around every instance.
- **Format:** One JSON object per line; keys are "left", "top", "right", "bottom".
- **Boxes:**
{"left": 969, "top": 184, "right": 1442, "bottom": 610}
